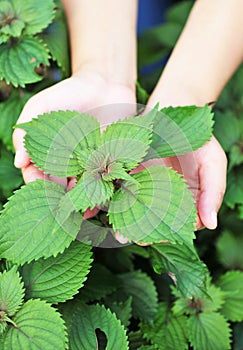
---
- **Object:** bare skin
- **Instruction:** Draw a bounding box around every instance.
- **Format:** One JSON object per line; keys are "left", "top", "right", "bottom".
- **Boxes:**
{"left": 13, "top": 0, "right": 243, "bottom": 230}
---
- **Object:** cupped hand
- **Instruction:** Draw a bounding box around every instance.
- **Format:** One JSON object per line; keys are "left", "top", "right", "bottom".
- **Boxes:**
{"left": 117, "top": 135, "right": 227, "bottom": 244}
{"left": 158, "top": 136, "right": 227, "bottom": 231}
{"left": 12, "top": 70, "right": 136, "bottom": 186}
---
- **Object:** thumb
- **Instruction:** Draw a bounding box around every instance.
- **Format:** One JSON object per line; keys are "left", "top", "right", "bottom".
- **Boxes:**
{"left": 198, "top": 154, "right": 227, "bottom": 230}
{"left": 12, "top": 127, "right": 30, "bottom": 168}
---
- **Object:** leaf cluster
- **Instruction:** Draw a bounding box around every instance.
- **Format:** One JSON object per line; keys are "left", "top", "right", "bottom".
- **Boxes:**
{"left": 0, "top": 0, "right": 70, "bottom": 87}
{"left": 0, "top": 105, "right": 213, "bottom": 260}
{"left": 1, "top": 0, "right": 243, "bottom": 349}
{"left": 0, "top": 99, "right": 216, "bottom": 349}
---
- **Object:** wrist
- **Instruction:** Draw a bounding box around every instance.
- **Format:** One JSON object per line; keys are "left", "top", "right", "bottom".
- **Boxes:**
{"left": 72, "top": 65, "right": 136, "bottom": 95}
{"left": 147, "top": 82, "right": 215, "bottom": 109}
{"left": 63, "top": 0, "right": 138, "bottom": 95}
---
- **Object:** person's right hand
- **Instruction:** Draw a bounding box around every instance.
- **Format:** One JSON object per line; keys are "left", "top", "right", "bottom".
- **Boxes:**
{"left": 12, "top": 69, "right": 136, "bottom": 187}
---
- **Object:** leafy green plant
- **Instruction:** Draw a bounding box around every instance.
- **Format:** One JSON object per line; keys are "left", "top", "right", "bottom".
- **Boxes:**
{"left": 0, "top": 0, "right": 69, "bottom": 87}
{"left": 0, "top": 105, "right": 214, "bottom": 254}
{"left": 1, "top": 0, "right": 243, "bottom": 349}
{"left": 0, "top": 103, "right": 216, "bottom": 349}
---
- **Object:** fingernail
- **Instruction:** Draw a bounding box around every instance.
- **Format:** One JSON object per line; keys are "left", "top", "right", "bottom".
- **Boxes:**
{"left": 115, "top": 231, "right": 129, "bottom": 244}
{"left": 209, "top": 211, "right": 217, "bottom": 230}
{"left": 14, "top": 150, "right": 21, "bottom": 168}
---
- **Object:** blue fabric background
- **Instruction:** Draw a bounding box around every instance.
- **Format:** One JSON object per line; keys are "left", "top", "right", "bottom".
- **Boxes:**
{"left": 137, "top": 0, "right": 173, "bottom": 34}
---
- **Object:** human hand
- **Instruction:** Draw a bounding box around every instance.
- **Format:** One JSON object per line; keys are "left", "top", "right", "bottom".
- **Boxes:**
{"left": 12, "top": 70, "right": 136, "bottom": 186}
{"left": 154, "top": 136, "right": 227, "bottom": 231}
{"left": 125, "top": 135, "right": 227, "bottom": 237}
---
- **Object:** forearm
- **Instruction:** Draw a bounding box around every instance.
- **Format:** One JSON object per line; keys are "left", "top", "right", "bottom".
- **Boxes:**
{"left": 61, "top": 0, "right": 137, "bottom": 90}
{"left": 149, "top": 0, "right": 243, "bottom": 107}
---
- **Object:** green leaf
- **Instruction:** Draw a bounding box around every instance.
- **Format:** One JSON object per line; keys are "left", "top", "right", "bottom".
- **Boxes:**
{"left": 21, "top": 241, "right": 92, "bottom": 303}
{"left": 149, "top": 243, "right": 207, "bottom": 298}
{"left": 0, "top": 267, "right": 24, "bottom": 333}
{"left": 141, "top": 303, "right": 188, "bottom": 350}
{"left": 188, "top": 312, "right": 231, "bottom": 350}
{"left": 214, "top": 111, "right": 243, "bottom": 152}
{"left": 38, "top": 6, "right": 70, "bottom": 75}
{"left": 99, "top": 114, "right": 153, "bottom": 171}
{"left": 100, "top": 244, "right": 149, "bottom": 273}
{"left": 104, "top": 297, "right": 133, "bottom": 328}
{"left": 0, "top": 2, "right": 24, "bottom": 38}
{"left": 0, "top": 333, "right": 4, "bottom": 349}
{"left": 146, "top": 105, "right": 214, "bottom": 159}
{"left": 138, "top": 32, "right": 168, "bottom": 69}
{"left": 0, "top": 314, "right": 7, "bottom": 334}
{"left": 140, "top": 22, "right": 182, "bottom": 55}
{"left": 2, "top": 299, "right": 67, "bottom": 350}
{"left": 128, "top": 331, "right": 147, "bottom": 350}
{"left": 13, "top": 0, "right": 55, "bottom": 36}
{"left": 69, "top": 304, "right": 129, "bottom": 350}
{"left": 136, "top": 81, "right": 149, "bottom": 105}
{"left": 101, "top": 162, "right": 137, "bottom": 183}
{"left": 0, "top": 180, "right": 82, "bottom": 264}
{"left": 217, "top": 271, "right": 243, "bottom": 322}
{"left": 77, "top": 219, "right": 110, "bottom": 247}
{"left": 79, "top": 263, "right": 119, "bottom": 302}
{"left": 0, "top": 36, "right": 50, "bottom": 87}
{"left": 166, "top": 1, "right": 193, "bottom": 25}
{"left": 172, "top": 279, "right": 225, "bottom": 316}
{"left": 58, "top": 298, "right": 82, "bottom": 332}
{"left": 121, "top": 244, "right": 150, "bottom": 259}
{"left": 229, "top": 143, "right": 243, "bottom": 170}
{"left": 238, "top": 204, "right": 243, "bottom": 220}
{"left": 109, "top": 166, "right": 196, "bottom": 245}
{"left": 215, "top": 64, "right": 243, "bottom": 111}
{"left": 233, "top": 322, "right": 243, "bottom": 350}
{"left": 0, "top": 89, "right": 32, "bottom": 151}
{"left": 116, "top": 270, "right": 158, "bottom": 321}
{"left": 64, "top": 171, "right": 114, "bottom": 213}
{"left": 201, "top": 284, "right": 225, "bottom": 313}
{"left": 0, "top": 33, "right": 8, "bottom": 45}
{"left": 216, "top": 230, "right": 243, "bottom": 269}
{"left": 0, "top": 148, "right": 23, "bottom": 198}
{"left": 19, "top": 111, "right": 100, "bottom": 177}
{"left": 224, "top": 168, "right": 243, "bottom": 209}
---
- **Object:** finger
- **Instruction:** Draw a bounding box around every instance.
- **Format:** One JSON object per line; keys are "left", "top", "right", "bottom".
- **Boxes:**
{"left": 22, "top": 164, "right": 48, "bottom": 183}
{"left": 13, "top": 95, "right": 44, "bottom": 168}
{"left": 49, "top": 176, "right": 68, "bottom": 188}
{"left": 198, "top": 155, "right": 227, "bottom": 230}
{"left": 66, "top": 177, "right": 100, "bottom": 219}
{"left": 115, "top": 231, "right": 129, "bottom": 244}
{"left": 195, "top": 215, "right": 205, "bottom": 231}
{"left": 130, "top": 158, "right": 165, "bottom": 174}
{"left": 84, "top": 207, "right": 100, "bottom": 219}
{"left": 67, "top": 177, "right": 77, "bottom": 191}
{"left": 13, "top": 128, "right": 30, "bottom": 168}
{"left": 187, "top": 182, "right": 205, "bottom": 231}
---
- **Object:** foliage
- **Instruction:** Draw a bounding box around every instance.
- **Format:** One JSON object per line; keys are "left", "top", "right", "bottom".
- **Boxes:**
{"left": 0, "top": 1, "right": 243, "bottom": 349}
{"left": 0, "top": 0, "right": 69, "bottom": 86}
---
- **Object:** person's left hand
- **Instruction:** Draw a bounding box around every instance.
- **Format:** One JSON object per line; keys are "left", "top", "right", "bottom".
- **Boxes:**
{"left": 157, "top": 135, "right": 227, "bottom": 230}
{"left": 115, "top": 135, "right": 227, "bottom": 245}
